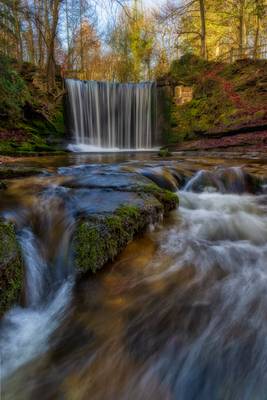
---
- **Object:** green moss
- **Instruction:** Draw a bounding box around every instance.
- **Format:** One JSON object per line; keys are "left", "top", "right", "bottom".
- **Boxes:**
{"left": 0, "top": 221, "right": 24, "bottom": 315}
{"left": 0, "top": 55, "right": 66, "bottom": 154}
{"left": 0, "top": 56, "right": 31, "bottom": 122}
{"left": 139, "top": 184, "right": 179, "bottom": 211}
{"left": 170, "top": 54, "right": 212, "bottom": 85}
{"left": 162, "top": 57, "right": 267, "bottom": 143}
{"left": 156, "top": 190, "right": 179, "bottom": 212}
{"left": 116, "top": 204, "right": 140, "bottom": 219}
{"left": 158, "top": 148, "right": 172, "bottom": 157}
{"left": 74, "top": 223, "right": 107, "bottom": 273}
{"left": 74, "top": 189, "right": 179, "bottom": 274}
{"left": 74, "top": 206, "right": 143, "bottom": 273}
{"left": 52, "top": 109, "right": 65, "bottom": 137}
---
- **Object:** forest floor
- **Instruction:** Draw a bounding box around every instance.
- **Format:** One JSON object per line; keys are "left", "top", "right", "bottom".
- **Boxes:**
{"left": 168, "top": 130, "right": 267, "bottom": 152}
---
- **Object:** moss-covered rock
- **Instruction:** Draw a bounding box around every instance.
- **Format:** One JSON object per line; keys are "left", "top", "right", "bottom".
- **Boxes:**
{"left": 73, "top": 190, "right": 178, "bottom": 274}
{"left": 0, "top": 220, "right": 24, "bottom": 315}
{"left": 138, "top": 183, "right": 179, "bottom": 212}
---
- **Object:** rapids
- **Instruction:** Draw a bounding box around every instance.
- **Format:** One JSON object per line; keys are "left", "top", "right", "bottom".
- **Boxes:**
{"left": 0, "top": 153, "right": 267, "bottom": 400}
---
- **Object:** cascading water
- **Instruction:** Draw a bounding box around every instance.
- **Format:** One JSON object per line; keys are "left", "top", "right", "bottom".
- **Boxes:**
{"left": 0, "top": 182, "right": 74, "bottom": 379}
{"left": 65, "top": 79, "right": 157, "bottom": 151}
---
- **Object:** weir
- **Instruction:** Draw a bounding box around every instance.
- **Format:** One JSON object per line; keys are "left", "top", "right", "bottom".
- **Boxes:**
{"left": 65, "top": 79, "right": 157, "bottom": 150}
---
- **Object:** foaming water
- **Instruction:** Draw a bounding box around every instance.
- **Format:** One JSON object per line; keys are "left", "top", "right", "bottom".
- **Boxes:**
{"left": 67, "top": 143, "right": 159, "bottom": 153}
{"left": 0, "top": 280, "right": 72, "bottom": 379}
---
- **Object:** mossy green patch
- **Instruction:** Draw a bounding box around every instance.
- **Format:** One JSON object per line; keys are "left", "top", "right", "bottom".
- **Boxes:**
{"left": 170, "top": 54, "right": 212, "bottom": 85}
{"left": 73, "top": 191, "right": 178, "bottom": 274}
{"left": 0, "top": 55, "right": 65, "bottom": 155}
{"left": 138, "top": 184, "right": 179, "bottom": 211}
{"left": 158, "top": 148, "right": 172, "bottom": 157}
{"left": 74, "top": 205, "right": 145, "bottom": 273}
{"left": 0, "top": 221, "right": 24, "bottom": 315}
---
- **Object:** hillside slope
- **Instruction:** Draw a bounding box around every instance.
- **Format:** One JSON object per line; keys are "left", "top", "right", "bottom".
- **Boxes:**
{"left": 0, "top": 56, "right": 65, "bottom": 155}
{"left": 164, "top": 55, "right": 267, "bottom": 145}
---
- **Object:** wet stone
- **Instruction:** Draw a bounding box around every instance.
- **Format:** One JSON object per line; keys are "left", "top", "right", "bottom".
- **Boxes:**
{"left": 67, "top": 169, "right": 179, "bottom": 274}
{"left": 68, "top": 189, "right": 161, "bottom": 216}
{"left": 63, "top": 172, "right": 152, "bottom": 191}
{"left": 138, "top": 166, "right": 179, "bottom": 192}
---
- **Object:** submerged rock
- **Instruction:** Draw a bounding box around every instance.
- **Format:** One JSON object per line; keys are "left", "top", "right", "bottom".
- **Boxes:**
{"left": 0, "top": 220, "right": 23, "bottom": 315}
{"left": 184, "top": 167, "right": 264, "bottom": 194}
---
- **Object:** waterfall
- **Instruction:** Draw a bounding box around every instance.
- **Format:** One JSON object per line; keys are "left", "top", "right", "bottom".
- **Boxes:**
{"left": 65, "top": 79, "right": 157, "bottom": 150}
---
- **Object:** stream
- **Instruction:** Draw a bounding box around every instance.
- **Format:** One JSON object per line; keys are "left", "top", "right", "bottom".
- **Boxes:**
{"left": 1, "top": 151, "right": 267, "bottom": 400}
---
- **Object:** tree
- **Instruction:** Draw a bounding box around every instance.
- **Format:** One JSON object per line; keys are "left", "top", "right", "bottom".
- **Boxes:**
{"left": 109, "top": 0, "right": 155, "bottom": 81}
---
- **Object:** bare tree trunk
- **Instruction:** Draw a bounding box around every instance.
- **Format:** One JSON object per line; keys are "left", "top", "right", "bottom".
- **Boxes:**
{"left": 46, "top": 0, "right": 61, "bottom": 91}
{"left": 199, "top": 0, "right": 207, "bottom": 59}
{"left": 65, "top": 0, "right": 70, "bottom": 70}
{"left": 13, "top": 0, "right": 23, "bottom": 62}
{"left": 238, "top": 0, "right": 245, "bottom": 58}
{"left": 253, "top": 15, "right": 259, "bottom": 58}
{"left": 24, "top": 0, "right": 35, "bottom": 63}
{"left": 79, "top": 0, "right": 84, "bottom": 77}
{"left": 36, "top": 0, "right": 44, "bottom": 68}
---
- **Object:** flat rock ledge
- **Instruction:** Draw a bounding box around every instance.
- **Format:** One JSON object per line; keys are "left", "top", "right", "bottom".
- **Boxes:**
{"left": 73, "top": 183, "right": 179, "bottom": 274}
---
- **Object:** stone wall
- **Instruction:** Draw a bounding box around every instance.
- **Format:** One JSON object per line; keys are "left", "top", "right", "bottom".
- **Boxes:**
{"left": 174, "top": 86, "right": 193, "bottom": 105}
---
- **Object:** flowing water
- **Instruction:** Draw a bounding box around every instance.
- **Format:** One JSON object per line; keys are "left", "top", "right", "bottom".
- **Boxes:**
{"left": 65, "top": 80, "right": 157, "bottom": 151}
{"left": 0, "top": 152, "right": 267, "bottom": 400}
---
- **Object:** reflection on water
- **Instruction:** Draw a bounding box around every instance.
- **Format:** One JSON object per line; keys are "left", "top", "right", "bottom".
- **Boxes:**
{"left": 1, "top": 154, "right": 267, "bottom": 399}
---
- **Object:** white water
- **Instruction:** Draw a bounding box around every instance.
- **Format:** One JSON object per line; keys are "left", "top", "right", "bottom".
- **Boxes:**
{"left": 65, "top": 80, "right": 157, "bottom": 150}
{"left": 67, "top": 143, "right": 159, "bottom": 153}
{"left": 0, "top": 230, "right": 73, "bottom": 379}
{"left": 0, "top": 193, "right": 75, "bottom": 380}
{"left": 132, "top": 188, "right": 267, "bottom": 399}
{"left": 0, "top": 281, "right": 72, "bottom": 379}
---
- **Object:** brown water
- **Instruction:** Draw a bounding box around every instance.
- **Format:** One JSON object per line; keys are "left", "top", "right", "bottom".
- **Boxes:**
{"left": 1, "top": 151, "right": 267, "bottom": 400}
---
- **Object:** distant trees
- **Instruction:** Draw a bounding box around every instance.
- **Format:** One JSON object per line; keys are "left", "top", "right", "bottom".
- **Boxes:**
{"left": 158, "top": 0, "right": 267, "bottom": 61}
{"left": 0, "top": 0, "right": 98, "bottom": 89}
{"left": 0, "top": 0, "right": 266, "bottom": 85}
{"left": 108, "top": 0, "right": 155, "bottom": 81}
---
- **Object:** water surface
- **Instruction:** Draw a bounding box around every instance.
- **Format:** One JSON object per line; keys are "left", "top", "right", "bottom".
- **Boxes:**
{"left": 1, "top": 151, "right": 267, "bottom": 400}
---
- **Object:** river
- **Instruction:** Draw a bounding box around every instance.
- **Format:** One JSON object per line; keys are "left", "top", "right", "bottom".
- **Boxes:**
{"left": 1, "top": 150, "right": 267, "bottom": 400}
